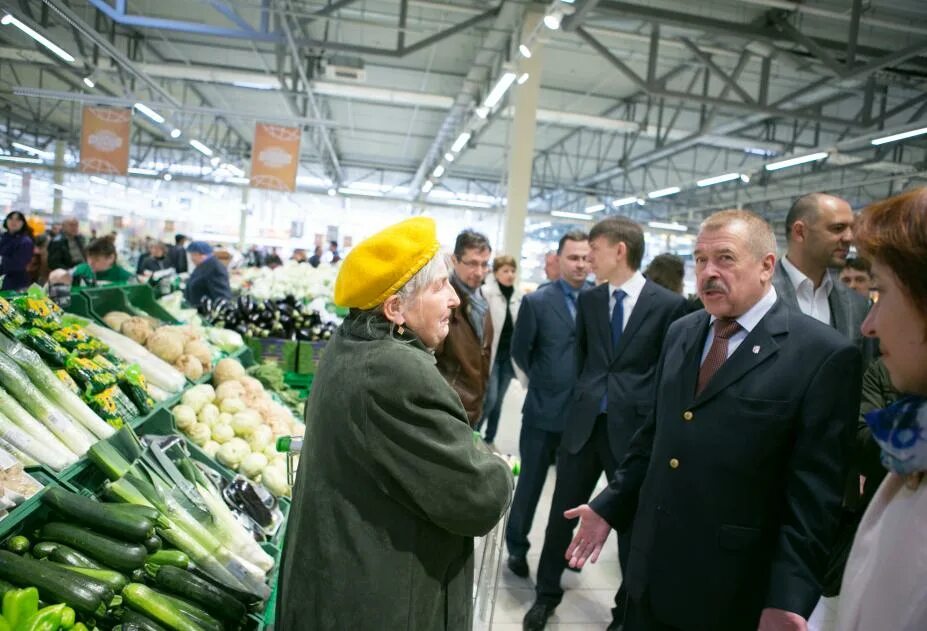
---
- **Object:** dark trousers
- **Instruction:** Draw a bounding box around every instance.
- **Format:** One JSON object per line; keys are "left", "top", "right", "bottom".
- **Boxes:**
{"left": 536, "top": 414, "right": 629, "bottom": 622}
{"left": 624, "top": 594, "right": 682, "bottom": 631}
{"left": 478, "top": 355, "right": 514, "bottom": 443}
{"left": 505, "top": 424, "right": 562, "bottom": 558}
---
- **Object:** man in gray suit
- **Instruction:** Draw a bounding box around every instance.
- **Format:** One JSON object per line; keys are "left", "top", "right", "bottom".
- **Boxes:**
{"left": 772, "top": 192, "right": 870, "bottom": 349}
{"left": 505, "top": 231, "right": 591, "bottom": 578}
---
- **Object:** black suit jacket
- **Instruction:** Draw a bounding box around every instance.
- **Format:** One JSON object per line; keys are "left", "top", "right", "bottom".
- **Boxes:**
{"left": 591, "top": 298, "right": 862, "bottom": 630}
{"left": 511, "top": 282, "right": 580, "bottom": 433}
{"left": 564, "top": 279, "right": 687, "bottom": 460}
{"left": 184, "top": 256, "right": 232, "bottom": 306}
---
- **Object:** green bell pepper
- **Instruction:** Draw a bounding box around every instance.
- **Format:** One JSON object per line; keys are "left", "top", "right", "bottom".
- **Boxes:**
{"left": 2, "top": 588, "right": 38, "bottom": 631}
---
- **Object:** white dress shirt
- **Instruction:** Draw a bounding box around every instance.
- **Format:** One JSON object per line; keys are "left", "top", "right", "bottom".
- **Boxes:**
{"left": 609, "top": 271, "right": 647, "bottom": 331}
{"left": 781, "top": 255, "right": 832, "bottom": 325}
{"left": 701, "top": 286, "right": 778, "bottom": 363}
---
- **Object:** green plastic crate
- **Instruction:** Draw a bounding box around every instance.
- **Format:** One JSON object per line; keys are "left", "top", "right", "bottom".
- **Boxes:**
{"left": 79, "top": 286, "right": 178, "bottom": 326}
{"left": 0, "top": 470, "right": 65, "bottom": 542}
{"left": 122, "top": 285, "right": 181, "bottom": 325}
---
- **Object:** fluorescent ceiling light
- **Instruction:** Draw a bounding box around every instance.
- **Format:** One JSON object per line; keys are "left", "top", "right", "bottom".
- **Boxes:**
{"left": 220, "top": 163, "right": 245, "bottom": 177}
{"left": 189, "top": 139, "right": 213, "bottom": 156}
{"left": 1, "top": 14, "right": 76, "bottom": 63}
{"left": 648, "top": 221, "right": 688, "bottom": 232}
{"left": 210, "top": 156, "right": 221, "bottom": 167}
{"left": 82, "top": 77, "right": 95, "bottom": 88}
{"left": 338, "top": 187, "right": 385, "bottom": 198}
{"left": 89, "top": 176, "right": 108, "bottom": 185}
{"left": 432, "top": 165, "right": 446, "bottom": 178}
{"left": 740, "top": 174, "right": 751, "bottom": 183}
{"left": 227, "top": 176, "right": 249, "bottom": 185}
{"left": 552, "top": 210, "right": 592, "bottom": 220}
{"left": 647, "top": 186, "right": 681, "bottom": 199}
{"left": 127, "top": 167, "right": 158, "bottom": 176}
{"left": 518, "top": 44, "right": 532, "bottom": 58}
{"left": 170, "top": 128, "right": 182, "bottom": 139}
{"left": 870, "top": 127, "right": 927, "bottom": 146}
{"left": 0, "top": 155, "right": 41, "bottom": 164}
{"left": 447, "top": 199, "right": 492, "bottom": 208}
{"left": 163, "top": 173, "right": 173, "bottom": 181}
{"left": 517, "top": 73, "right": 530, "bottom": 85}
{"left": 327, "top": 187, "right": 336, "bottom": 196}
{"left": 451, "top": 132, "right": 471, "bottom": 153}
{"left": 12, "top": 142, "right": 53, "bottom": 160}
{"left": 133, "top": 102, "right": 165, "bottom": 124}
{"left": 543, "top": 12, "right": 563, "bottom": 30}
{"left": 444, "top": 152, "right": 455, "bottom": 162}
{"left": 530, "top": 221, "right": 553, "bottom": 230}
{"left": 612, "top": 196, "right": 639, "bottom": 207}
{"left": 586, "top": 203, "right": 606, "bottom": 213}
{"left": 696, "top": 172, "right": 743, "bottom": 187}
{"left": 765, "top": 151, "right": 829, "bottom": 171}
{"left": 231, "top": 81, "right": 276, "bottom": 90}
{"left": 484, "top": 72, "right": 517, "bottom": 109}
{"left": 475, "top": 106, "right": 489, "bottom": 119}
{"left": 422, "top": 181, "right": 435, "bottom": 193}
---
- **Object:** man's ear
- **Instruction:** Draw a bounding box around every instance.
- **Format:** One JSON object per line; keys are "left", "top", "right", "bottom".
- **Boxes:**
{"left": 792, "top": 221, "right": 806, "bottom": 242}
{"left": 382, "top": 295, "right": 404, "bottom": 326}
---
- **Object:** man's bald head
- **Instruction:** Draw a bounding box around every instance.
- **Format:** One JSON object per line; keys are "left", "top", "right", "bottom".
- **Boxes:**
{"left": 785, "top": 193, "right": 846, "bottom": 242}
{"left": 784, "top": 192, "right": 855, "bottom": 272}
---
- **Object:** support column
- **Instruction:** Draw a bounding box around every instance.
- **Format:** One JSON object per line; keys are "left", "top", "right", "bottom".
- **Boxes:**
{"left": 502, "top": 12, "right": 543, "bottom": 263}
{"left": 238, "top": 186, "right": 250, "bottom": 251}
{"left": 52, "top": 139, "right": 65, "bottom": 218}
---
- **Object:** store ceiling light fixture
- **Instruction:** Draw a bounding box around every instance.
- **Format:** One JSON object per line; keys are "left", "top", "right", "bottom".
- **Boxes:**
{"left": 170, "top": 128, "right": 182, "bottom": 139}
{"left": 127, "top": 167, "right": 158, "bottom": 176}
{"left": 648, "top": 221, "right": 688, "bottom": 232}
{"left": 447, "top": 199, "right": 493, "bottom": 208}
{"left": 338, "top": 187, "right": 384, "bottom": 198}
{"left": 11, "top": 142, "right": 53, "bottom": 160}
{"left": 870, "top": 126, "right": 927, "bottom": 146}
{"left": 133, "top": 102, "right": 165, "bottom": 124}
{"left": 82, "top": 77, "right": 95, "bottom": 89}
{"left": 552, "top": 210, "right": 592, "bottom": 220}
{"left": 647, "top": 186, "right": 681, "bottom": 199}
{"left": 444, "top": 152, "right": 455, "bottom": 162}
{"left": 517, "top": 73, "right": 530, "bottom": 85}
{"left": 696, "top": 172, "right": 745, "bottom": 187}
{"left": 586, "top": 203, "right": 606, "bottom": 213}
{"left": 519, "top": 44, "right": 532, "bottom": 59}
{"left": 0, "top": 155, "right": 41, "bottom": 164}
{"left": 432, "top": 165, "right": 446, "bottom": 178}
{"left": 189, "top": 139, "right": 213, "bottom": 157}
{"left": 612, "top": 196, "right": 639, "bottom": 208}
{"left": 450, "top": 132, "right": 471, "bottom": 153}
{"left": 1, "top": 14, "right": 75, "bottom": 63}
{"left": 483, "top": 71, "right": 517, "bottom": 110}
{"left": 422, "top": 180, "right": 435, "bottom": 193}
{"left": 765, "top": 151, "right": 829, "bottom": 171}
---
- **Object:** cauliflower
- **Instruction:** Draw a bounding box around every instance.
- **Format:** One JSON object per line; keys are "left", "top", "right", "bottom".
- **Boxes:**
{"left": 172, "top": 404, "right": 197, "bottom": 430}
{"left": 261, "top": 464, "right": 290, "bottom": 497}
{"left": 184, "top": 340, "right": 212, "bottom": 369}
{"left": 211, "top": 423, "right": 235, "bottom": 444}
{"left": 216, "top": 438, "right": 250, "bottom": 469}
{"left": 147, "top": 328, "right": 185, "bottom": 363}
{"left": 174, "top": 354, "right": 204, "bottom": 381}
{"left": 198, "top": 403, "right": 220, "bottom": 427}
{"left": 220, "top": 398, "right": 246, "bottom": 415}
{"left": 231, "top": 410, "right": 262, "bottom": 437}
{"left": 103, "top": 311, "right": 132, "bottom": 330}
{"left": 202, "top": 441, "right": 221, "bottom": 458}
{"left": 212, "top": 358, "right": 246, "bottom": 384}
{"left": 238, "top": 376, "right": 264, "bottom": 397}
{"left": 248, "top": 425, "right": 274, "bottom": 452}
{"left": 216, "top": 412, "right": 233, "bottom": 428}
{"left": 240, "top": 452, "right": 268, "bottom": 479}
{"left": 215, "top": 381, "right": 245, "bottom": 402}
{"left": 187, "top": 422, "right": 211, "bottom": 446}
{"left": 180, "top": 384, "right": 215, "bottom": 413}
{"left": 120, "top": 317, "right": 154, "bottom": 345}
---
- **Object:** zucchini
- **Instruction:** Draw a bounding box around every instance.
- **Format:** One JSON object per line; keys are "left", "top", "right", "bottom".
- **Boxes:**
{"left": 48, "top": 544, "right": 105, "bottom": 570}
{"left": 102, "top": 504, "right": 163, "bottom": 523}
{"left": 42, "top": 488, "right": 156, "bottom": 542}
{"left": 122, "top": 584, "right": 206, "bottom": 631}
{"left": 0, "top": 551, "right": 106, "bottom": 616}
{"left": 118, "top": 607, "right": 169, "bottom": 631}
{"left": 145, "top": 550, "right": 190, "bottom": 571}
{"left": 156, "top": 591, "right": 224, "bottom": 631}
{"left": 38, "top": 523, "right": 147, "bottom": 573}
{"left": 130, "top": 568, "right": 147, "bottom": 583}
{"left": 30, "top": 542, "right": 59, "bottom": 560}
{"left": 143, "top": 535, "right": 162, "bottom": 554}
{"left": 148, "top": 565, "right": 245, "bottom": 623}
{"left": 5, "top": 535, "right": 30, "bottom": 555}
{"left": 188, "top": 565, "right": 263, "bottom": 606}
{"left": 49, "top": 562, "right": 128, "bottom": 594}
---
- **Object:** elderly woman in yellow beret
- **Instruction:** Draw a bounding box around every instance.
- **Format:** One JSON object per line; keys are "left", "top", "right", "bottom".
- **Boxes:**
{"left": 276, "top": 217, "right": 514, "bottom": 631}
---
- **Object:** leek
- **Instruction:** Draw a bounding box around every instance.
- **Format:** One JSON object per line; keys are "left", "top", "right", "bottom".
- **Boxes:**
{"left": 0, "top": 410, "right": 74, "bottom": 471}
{"left": 84, "top": 323, "right": 186, "bottom": 393}
{"left": 0, "top": 386, "right": 78, "bottom": 468}
{"left": 0, "top": 437, "right": 38, "bottom": 467}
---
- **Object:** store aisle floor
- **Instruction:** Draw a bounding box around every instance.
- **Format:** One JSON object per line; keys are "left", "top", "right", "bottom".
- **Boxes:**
{"left": 484, "top": 382, "right": 619, "bottom": 630}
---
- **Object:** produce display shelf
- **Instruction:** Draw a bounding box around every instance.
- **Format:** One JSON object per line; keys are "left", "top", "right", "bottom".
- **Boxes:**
{"left": 76, "top": 285, "right": 180, "bottom": 326}
{"left": 0, "top": 471, "right": 66, "bottom": 541}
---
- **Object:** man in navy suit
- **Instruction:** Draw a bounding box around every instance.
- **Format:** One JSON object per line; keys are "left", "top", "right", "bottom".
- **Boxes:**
{"left": 505, "top": 230, "right": 591, "bottom": 578}
{"left": 524, "top": 217, "right": 687, "bottom": 631}
{"left": 565, "top": 210, "right": 861, "bottom": 631}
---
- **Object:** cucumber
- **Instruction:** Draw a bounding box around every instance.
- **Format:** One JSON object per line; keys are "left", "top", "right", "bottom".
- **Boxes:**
{"left": 119, "top": 607, "right": 169, "bottom": 631}
{"left": 145, "top": 550, "right": 190, "bottom": 570}
{"left": 48, "top": 544, "right": 106, "bottom": 570}
{"left": 49, "top": 562, "right": 128, "bottom": 594}
{"left": 122, "top": 584, "right": 206, "bottom": 631}
{"left": 42, "top": 488, "right": 156, "bottom": 542}
{"left": 5, "top": 535, "right": 30, "bottom": 554}
{"left": 104, "top": 504, "right": 162, "bottom": 522}
{"left": 39, "top": 523, "right": 147, "bottom": 573}
{"left": 143, "top": 535, "right": 162, "bottom": 554}
{"left": 148, "top": 564, "right": 246, "bottom": 623}
{"left": 30, "top": 542, "right": 59, "bottom": 560}
{"left": 188, "top": 565, "right": 263, "bottom": 606}
{"left": 157, "top": 591, "right": 224, "bottom": 631}
{"left": 0, "top": 551, "right": 106, "bottom": 616}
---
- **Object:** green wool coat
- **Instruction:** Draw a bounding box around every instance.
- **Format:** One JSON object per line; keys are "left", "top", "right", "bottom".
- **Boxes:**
{"left": 276, "top": 315, "right": 514, "bottom": 630}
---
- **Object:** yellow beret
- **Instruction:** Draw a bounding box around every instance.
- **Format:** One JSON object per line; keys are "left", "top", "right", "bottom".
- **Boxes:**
{"left": 334, "top": 217, "right": 441, "bottom": 310}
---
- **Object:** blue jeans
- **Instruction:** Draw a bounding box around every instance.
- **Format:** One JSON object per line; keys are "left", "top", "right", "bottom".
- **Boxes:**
{"left": 478, "top": 355, "right": 514, "bottom": 443}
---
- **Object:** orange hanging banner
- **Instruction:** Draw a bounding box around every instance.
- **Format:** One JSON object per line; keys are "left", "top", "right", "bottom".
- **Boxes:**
{"left": 250, "top": 123, "right": 301, "bottom": 192}
{"left": 79, "top": 106, "right": 131, "bottom": 175}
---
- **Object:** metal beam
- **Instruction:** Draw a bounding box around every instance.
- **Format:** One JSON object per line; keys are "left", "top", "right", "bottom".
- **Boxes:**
{"left": 678, "top": 38, "right": 755, "bottom": 104}
{"left": 770, "top": 14, "right": 845, "bottom": 77}
{"left": 847, "top": 0, "right": 863, "bottom": 68}
{"left": 562, "top": 0, "right": 602, "bottom": 32}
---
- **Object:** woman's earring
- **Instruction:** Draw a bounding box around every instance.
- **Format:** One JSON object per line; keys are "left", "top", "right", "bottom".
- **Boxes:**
{"left": 397, "top": 325, "right": 405, "bottom": 335}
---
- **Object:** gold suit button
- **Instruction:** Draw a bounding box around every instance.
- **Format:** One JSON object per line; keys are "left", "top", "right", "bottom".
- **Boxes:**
{"left": 682, "top": 411, "right": 693, "bottom": 421}
{"left": 669, "top": 458, "right": 680, "bottom": 469}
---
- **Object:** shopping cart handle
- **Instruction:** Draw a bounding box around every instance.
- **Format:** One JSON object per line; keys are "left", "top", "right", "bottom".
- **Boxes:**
{"left": 276, "top": 435, "right": 303, "bottom": 454}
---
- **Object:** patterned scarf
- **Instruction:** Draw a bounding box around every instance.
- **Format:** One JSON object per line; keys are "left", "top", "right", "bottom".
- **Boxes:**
{"left": 865, "top": 396, "right": 927, "bottom": 476}
{"left": 452, "top": 274, "right": 488, "bottom": 343}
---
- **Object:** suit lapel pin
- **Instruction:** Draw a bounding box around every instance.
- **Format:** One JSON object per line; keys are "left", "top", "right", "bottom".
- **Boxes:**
{"left": 752, "top": 345, "right": 760, "bottom": 354}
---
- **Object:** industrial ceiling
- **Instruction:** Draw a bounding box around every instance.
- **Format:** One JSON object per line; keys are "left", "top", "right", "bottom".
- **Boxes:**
{"left": 1, "top": 0, "right": 926, "bottom": 226}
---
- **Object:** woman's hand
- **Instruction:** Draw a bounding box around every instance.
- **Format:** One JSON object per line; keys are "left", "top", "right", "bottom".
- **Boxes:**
{"left": 563, "top": 504, "right": 612, "bottom": 569}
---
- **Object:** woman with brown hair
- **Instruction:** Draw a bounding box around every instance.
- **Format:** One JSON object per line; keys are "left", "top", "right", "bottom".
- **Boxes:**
{"left": 0, "top": 211, "right": 35, "bottom": 291}
{"left": 837, "top": 187, "right": 927, "bottom": 631}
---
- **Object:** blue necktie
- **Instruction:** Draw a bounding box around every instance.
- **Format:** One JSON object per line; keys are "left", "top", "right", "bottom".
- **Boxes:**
{"left": 611, "top": 289, "right": 627, "bottom": 348}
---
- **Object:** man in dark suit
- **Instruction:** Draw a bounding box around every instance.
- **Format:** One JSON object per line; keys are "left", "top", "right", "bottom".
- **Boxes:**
{"left": 564, "top": 209, "right": 862, "bottom": 631}
{"left": 505, "top": 230, "right": 591, "bottom": 578}
{"left": 524, "top": 217, "right": 687, "bottom": 631}
{"left": 772, "top": 192, "right": 870, "bottom": 354}
{"left": 169, "top": 234, "right": 189, "bottom": 274}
